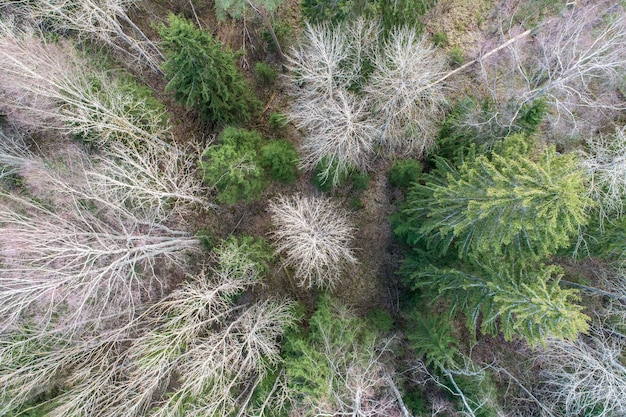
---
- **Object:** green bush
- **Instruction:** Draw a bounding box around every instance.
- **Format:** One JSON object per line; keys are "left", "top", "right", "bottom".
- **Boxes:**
{"left": 312, "top": 158, "right": 370, "bottom": 192}
{"left": 200, "top": 128, "right": 300, "bottom": 203}
{"left": 350, "top": 170, "right": 370, "bottom": 192}
{"left": 366, "top": 308, "right": 394, "bottom": 333}
{"left": 158, "top": 15, "right": 259, "bottom": 125}
{"left": 254, "top": 62, "right": 277, "bottom": 86}
{"left": 349, "top": 197, "right": 364, "bottom": 210}
{"left": 268, "top": 112, "right": 287, "bottom": 130}
{"left": 200, "top": 127, "right": 267, "bottom": 204}
{"left": 516, "top": 98, "right": 547, "bottom": 133}
{"left": 432, "top": 31, "right": 448, "bottom": 46}
{"left": 262, "top": 19, "right": 292, "bottom": 53}
{"left": 448, "top": 46, "right": 464, "bottom": 67}
{"left": 282, "top": 295, "right": 380, "bottom": 405}
{"left": 451, "top": 375, "right": 500, "bottom": 417}
{"left": 301, "top": 0, "right": 355, "bottom": 24}
{"left": 260, "top": 139, "right": 299, "bottom": 183}
{"left": 388, "top": 159, "right": 423, "bottom": 188}
{"left": 402, "top": 389, "right": 428, "bottom": 416}
{"left": 312, "top": 157, "right": 345, "bottom": 191}
{"left": 406, "top": 310, "right": 459, "bottom": 372}
{"left": 435, "top": 97, "right": 540, "bottom": 161}
{"left": 215, "top": 235, "right": 275, "bottom": 278}
{"left": 378, "top": 0, "right": 433, "bottom": 35}
{"left": 195, "top": 229, "right": 215, "bottom": 251}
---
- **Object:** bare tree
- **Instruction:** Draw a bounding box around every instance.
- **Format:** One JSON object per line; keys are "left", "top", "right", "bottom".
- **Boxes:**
{"left": 0, "top": 21, "right": 169, "bottom": 144}
{"left": 87, "top": 139, "right": 214, "bottom": 222}
{"left": 268, "top": 194, "right": 358, "bottom": 289}
{"left": 0, "top": 190, "right": 199, "bottom": 334}
{"left": 317, "top": 343, "right": 400, "bottom": 417}
{"left": 6, "top": 0, "right": 164, "bottom": 74}
{"left": 538, "top": 329, "right": 626, "bottom": 417}
{"left": 286, "top": 20, "right": 445, "bottom": 183}
{"left": 286, "top": 21, "right": 376, "bottom": 185}
{"left": 286, "top": 22, "right": 357, "bottom": 99}
{"left": 1, "top": 234, "right": 294, "bottom": 417}
{"left": 365, "top": 26, "right": 446, "bottom": 157}
{"left": 581, "top": 126, "right": 626, "bottom": 218}
{"left": 163, "top": 300, "right": 294, "bottom": 417}
{"left": 0, "top": 327, "right": 127, "bottom": 417}
{"left": 290, "top": 88, "right": 380, "bottom": 185}
{"left": 0, "top": 134, "right": 205, "bottom": 334}
{"left": 0, "top": 125, "right": 39, "bottom": 182}
{"left": 476, "top": 1, "right": 626, "bottom": 138}
{"left": 103, "top": 259, "right": 264, "bottom": 417}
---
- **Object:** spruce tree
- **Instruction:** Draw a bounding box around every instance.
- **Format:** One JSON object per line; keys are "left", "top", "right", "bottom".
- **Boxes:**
{"left": 158, "top": 15, "right": 259, "bottom": 125}
{"left": 396, "top": 134, "right": 591, "bottom": 261}
{"left": 410, "top": 263, "right": 589, "bottom": 346}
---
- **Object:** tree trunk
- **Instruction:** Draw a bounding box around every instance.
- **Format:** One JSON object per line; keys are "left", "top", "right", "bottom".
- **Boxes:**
{"left": 250, "top": 2, "right": 285, "bottom": 64}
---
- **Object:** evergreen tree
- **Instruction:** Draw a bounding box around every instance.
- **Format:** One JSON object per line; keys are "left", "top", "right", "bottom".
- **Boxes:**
{"left": 396, "top": 134, "right": 591, "bottom": 261}
{"left": 409, "top": 262, "right": 589, "bottom": 346}
{"left": 158, "top": 15, "right": 259, "bottom": 125}
{"left": 200, "top": 127, "right": 267, "bottom": 204}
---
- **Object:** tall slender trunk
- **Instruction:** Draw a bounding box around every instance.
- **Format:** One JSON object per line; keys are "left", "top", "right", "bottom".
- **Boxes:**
{"left": 248, "top": 1, "right": 285, "bottom": 64}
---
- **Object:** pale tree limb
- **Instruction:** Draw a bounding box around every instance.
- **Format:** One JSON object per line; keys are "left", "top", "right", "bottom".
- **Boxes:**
{"left": 9, "top": 0, "right": 165, "bottom": 75}
{"left": 268, "top": 193, "right": 358, "bottom": 289}
{"left": 0, "top": 21, "right": 170, "bottom": 145}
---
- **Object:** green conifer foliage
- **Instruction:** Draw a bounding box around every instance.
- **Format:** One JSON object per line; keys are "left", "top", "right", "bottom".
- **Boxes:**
{"left": 398, "top": 134, "right": 591, "bottom": 261}
{"left": 406, "top": 311, "right": 459, "bottom": 372}
{"left": 412, "top": 263, "right": 589, "bottom": 346}
{"left": 259, "top": 139, "right": 299, "bottom": 183}
{"left": 158, "top": 15, "right": 259, "bottom": 125}
{"left": 200, "top": 127, "right": 267, "bottom": 204}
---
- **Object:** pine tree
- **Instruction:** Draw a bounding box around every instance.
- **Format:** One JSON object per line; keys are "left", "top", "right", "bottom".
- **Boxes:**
{"left": 158, "top": 15, "right": 259, "bottom": 125}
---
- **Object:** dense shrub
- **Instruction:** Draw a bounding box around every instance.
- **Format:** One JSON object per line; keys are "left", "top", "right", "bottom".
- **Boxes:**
{"left": 254, "top": 61, "right": 277, "bottom": 86}
{"left": 200, "top": 127, "right": 267, "bottom": 204}
{"left": 260, "top": 139, "right": 299, "bottom": 183}
{"left": 311, "top": 158, "right": 370, "bottom": 193}
{"left": 268, "top": 112, "right": 287, "bottom": 130}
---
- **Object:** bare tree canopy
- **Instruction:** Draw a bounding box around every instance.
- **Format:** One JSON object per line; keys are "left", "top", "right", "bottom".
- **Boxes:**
{"left": 269, "top": 194, "right": 358, "bottom": 289}
{"left": 286, "top": 20, "right": 446, "bottom": 184}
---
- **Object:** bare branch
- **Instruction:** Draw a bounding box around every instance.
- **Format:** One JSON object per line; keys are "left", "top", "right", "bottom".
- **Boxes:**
{"left": 538, "top": 329, "right": 626, "bottom": 417}
{"left": 268, "top": 194, "right": 358, "bottom": 289}
{"left": 8, "top": 0, "right": 164, "bottom": 74}
{"left": 365, "top": 26, "right": 446, "bottom": 157}
{"left": 0, "top": 21, "right": 169, "bottom": 144}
